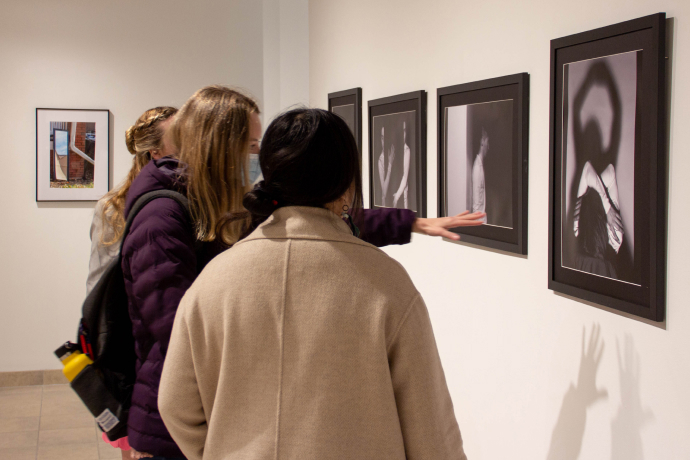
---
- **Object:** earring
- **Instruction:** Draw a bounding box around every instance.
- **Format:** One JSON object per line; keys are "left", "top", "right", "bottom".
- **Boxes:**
{"left": 341, "top": 204, "right": 360, "bottom": 238}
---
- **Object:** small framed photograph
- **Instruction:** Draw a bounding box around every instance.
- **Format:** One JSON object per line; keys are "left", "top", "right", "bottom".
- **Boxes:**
{"left": 36, "top": 108, "right": 110, "bottom": 202}
{"left": 438, "top": 73, "right": 530, "bottom": 254}
{"left": 329, "top": 88, "right": 362, "bottom": 154}
{"left": 368, "top": 90, "right": 427, "bottom": 217}
{"left": 548, "top": 13, "right": 667, "bottom": 321}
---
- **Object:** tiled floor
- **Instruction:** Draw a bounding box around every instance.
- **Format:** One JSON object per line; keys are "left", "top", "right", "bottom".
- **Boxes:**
{"left": 0, "top": 384, "right": 122, "bottom": 460}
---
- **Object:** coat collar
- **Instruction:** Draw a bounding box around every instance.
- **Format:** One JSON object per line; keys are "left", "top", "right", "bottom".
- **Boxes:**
{"left": 237, "top": 206, "right": 372, "bottom": 249}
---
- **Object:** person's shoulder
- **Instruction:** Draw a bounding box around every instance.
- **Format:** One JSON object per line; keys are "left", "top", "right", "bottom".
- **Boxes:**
{"left": 125, "top": 197, "right": 192, "bottom": 247}
{"left": 334, "top": 237, "right": 419, "bottom": 296}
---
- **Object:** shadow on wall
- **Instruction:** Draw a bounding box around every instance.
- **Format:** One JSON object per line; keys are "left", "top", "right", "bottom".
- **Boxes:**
{"left": 611, "top": 335, "right": 654, "bottom": 460}
{"left": 546, "top": 326, "right": 653, "bottom": 460}
{"left": 546, "top": 324, "right": 608, "bottom": 460}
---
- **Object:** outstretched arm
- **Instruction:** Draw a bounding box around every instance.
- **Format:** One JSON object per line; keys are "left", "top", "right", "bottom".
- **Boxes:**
{"left": 354, "top": 209, "right": 485, "bottom": 247}
{"left": 413, "top": 211, "right": 486, "bottom": 240}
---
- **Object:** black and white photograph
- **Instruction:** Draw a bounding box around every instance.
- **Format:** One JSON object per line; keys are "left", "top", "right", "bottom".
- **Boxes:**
{"left": 548, "top": 13, "right": 667, "bottom": 320}
{"left": 36, "top": 108, "right": 110, "bottom": 201}
{"left": 372, "top": 111, "right": 417, "bottom": 211}
{"left": 561, "top": 51, "right": 638, "bottom": 284}
{"left": 328, "top": 87, "right": 362, "bottom": 155}
{"left": 438, "top": 73, "right": 529, "bottom": 254}
{"left": 368, "top": 90, "right": 426, "bottom": 217}
{"left": 446, "top": 100, "right": 513, "bottom": 228}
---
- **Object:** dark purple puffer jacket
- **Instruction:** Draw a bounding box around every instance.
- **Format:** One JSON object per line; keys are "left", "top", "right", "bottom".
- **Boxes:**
{"left": 120, "top": 158, "right": 216, "bottom": 458}
{"left": 120, "top": 157, "right": 415, "bottom": 457}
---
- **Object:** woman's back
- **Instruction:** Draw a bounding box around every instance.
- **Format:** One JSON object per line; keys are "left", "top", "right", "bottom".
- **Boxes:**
{"left": 160, "top": 206, "right": 465, "bottom": 459}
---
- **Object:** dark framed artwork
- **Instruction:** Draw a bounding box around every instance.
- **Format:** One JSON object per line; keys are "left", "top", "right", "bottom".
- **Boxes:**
{"left": 438, "top": 73, "right": 529, "bottom": 254}
{"left": 368, "top": 90, "right": 427, "bottom": 217}
{"left": 548, "top": 13, "right": 667, "bottom": 321}
{"left": 329, "top": 88, "right": 362, "bottom": 155}
{"left": 36, "top": 108, "right": 110, "bottom": 201}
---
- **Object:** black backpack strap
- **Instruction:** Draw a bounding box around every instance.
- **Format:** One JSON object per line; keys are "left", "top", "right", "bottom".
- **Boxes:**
{"left": 121, "top": 190, "right": 193, "bottom": 362}
{"left": 121, "top": 190, "right": 192, "bottom": 252}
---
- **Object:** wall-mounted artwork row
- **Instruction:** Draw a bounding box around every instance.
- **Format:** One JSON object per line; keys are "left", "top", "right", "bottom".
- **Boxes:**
{"left": 368, "top": 90, "right": 427, "bottom": 217}
{"left": 548, "top": 13, "right": 667, "bottom": 321}
{"left": 36, "top": 108, "right": 110, "bottom": 202}
{"left": 438, "top": 73, "right": 530, "bottom": 254}
{"left": 329, "top": 88, "right": 362, "bottom": 156}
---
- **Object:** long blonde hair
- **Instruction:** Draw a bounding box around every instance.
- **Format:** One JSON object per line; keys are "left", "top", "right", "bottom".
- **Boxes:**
{"left": 99, "top": 106, "right": 178, "bottom": 245}
{"left": 169, "top": 86, "right": 260, "bottom": 246}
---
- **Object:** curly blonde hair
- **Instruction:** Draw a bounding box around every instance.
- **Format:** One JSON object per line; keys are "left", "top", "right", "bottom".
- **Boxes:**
{"left": 99, "top": 106, "right": 178, "bottom": 245}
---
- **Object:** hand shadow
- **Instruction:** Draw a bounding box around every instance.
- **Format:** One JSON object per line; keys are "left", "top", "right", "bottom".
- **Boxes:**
{"left": 610, "top": 335, "right": 653, "bottom": 460}
{"left": 546, "top": 324, "right": 608, "bottom": 460}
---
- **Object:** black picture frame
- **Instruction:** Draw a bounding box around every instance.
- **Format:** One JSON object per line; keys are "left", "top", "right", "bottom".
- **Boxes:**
{"left": 36, "top": 108, "right": 110, "bottom": 202}
{"left": 368, "top": 90, "right": 427, "bottom": 217}
{"left": 548, "top": 13, "right": 667, "bottom": 321}
{"left": 328, "top": 88, "right": 362, "bottom": 155}
{"left": 438, "top": 73, "right": 530, "bottom": 254}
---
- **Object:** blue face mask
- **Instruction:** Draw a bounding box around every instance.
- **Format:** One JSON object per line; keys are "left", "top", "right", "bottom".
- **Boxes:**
{"left": 242, "top": 153, "right": 263, "bottom": 187}
{"left": 248, "top": 153, "right": 263, "bottom": 185}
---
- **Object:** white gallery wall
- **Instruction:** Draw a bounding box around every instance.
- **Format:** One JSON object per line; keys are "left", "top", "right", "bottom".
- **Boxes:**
{"left": 0, "top": 0, "right": 266, "bottom": 370}
{"left": 310, "top": 1, "right": 689, "bottom": 459}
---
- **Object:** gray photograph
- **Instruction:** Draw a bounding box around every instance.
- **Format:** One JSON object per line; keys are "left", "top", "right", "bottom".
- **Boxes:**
{"left": 372, "top": 111, "right": 417, "bottom": 212}
{"left": 445, "top": 100, "right": 513, "bottom": 228}
{"left": 561, "top": 51, "right": 638, "bottom": 284}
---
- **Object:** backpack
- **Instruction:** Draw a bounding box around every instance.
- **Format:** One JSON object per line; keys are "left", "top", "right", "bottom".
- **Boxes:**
{"left": 56, "top": 190, "right": 193, "bottom": 441}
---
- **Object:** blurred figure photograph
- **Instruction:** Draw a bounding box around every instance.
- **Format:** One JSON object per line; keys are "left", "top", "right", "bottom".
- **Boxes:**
{"left": 561, "top": 51, "right": 638, "bottom": 285}
{"left": 438, "top": 73, "right": 529, "bottom": 254}
{"left": 372, "top": 110, "right": 418, "bottom": 213}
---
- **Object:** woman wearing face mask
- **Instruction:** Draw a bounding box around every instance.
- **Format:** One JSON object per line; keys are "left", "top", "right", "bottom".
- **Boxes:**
{"left": 119, "top": 87, "right": 262, "bottom": 460}
{"left": 159, "top": 108, "right": 468, "bottom": 460}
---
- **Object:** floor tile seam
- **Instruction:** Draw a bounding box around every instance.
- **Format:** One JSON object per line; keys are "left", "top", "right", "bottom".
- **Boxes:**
{"left": 34, "top": 385, "right": 43, "bottom": 460}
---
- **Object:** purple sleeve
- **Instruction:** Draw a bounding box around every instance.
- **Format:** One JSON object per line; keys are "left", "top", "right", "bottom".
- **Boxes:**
{"left": 354, "top": 208, "right": 416, "bottom": 247}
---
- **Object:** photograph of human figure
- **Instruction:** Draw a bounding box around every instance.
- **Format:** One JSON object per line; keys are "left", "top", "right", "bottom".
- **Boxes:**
{"left": 561, "top": 51, "right": 638, "bottom": 284}
{"left": 332, "top": 103, "right": 355, "bottom": 135}
{"left": 372, "top": 110, "right": 417, "bottom": 212}
{"left": 49, "top": 121, "right": 96, "bottom": 188}
{"left": 445, "top": 100, "right": 513, "bottom": 228}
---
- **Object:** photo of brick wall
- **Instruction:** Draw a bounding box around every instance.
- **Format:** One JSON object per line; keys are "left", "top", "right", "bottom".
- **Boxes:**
{"left": 49, "top": 121, "right": 96, "bottom": 188}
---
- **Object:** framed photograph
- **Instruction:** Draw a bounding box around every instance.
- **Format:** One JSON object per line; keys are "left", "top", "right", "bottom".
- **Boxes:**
{"left": 548, "top": 13, "right": 667, "bottom": 321}
{"left": 36, "top": 108, "right": 110, "bottom": 201}
{"left": 438, "top": 73, "right": 530, "bottom": 254}
{"left": 368, "top": 90, "right": 427, "bottom": 217}
{"left": 329, "top": 88, "right": 362, "bottom": 155}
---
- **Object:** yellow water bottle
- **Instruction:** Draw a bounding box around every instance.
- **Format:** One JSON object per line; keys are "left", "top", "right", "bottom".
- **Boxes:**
{"left": 55, "top": 343, "right": 93, "bottom": 381}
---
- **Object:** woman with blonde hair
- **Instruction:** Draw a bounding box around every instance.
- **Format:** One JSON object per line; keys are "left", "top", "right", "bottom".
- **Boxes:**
{"left": 119, "top": 86, "right": 262, "bottom": 460}
{"left": 86, "top": 106, "right": 178, "bottom": 295}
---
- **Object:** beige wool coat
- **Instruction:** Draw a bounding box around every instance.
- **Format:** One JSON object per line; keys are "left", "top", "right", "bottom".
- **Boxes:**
{"left": 159, "top": 206, "right": 467, "bottom": 460}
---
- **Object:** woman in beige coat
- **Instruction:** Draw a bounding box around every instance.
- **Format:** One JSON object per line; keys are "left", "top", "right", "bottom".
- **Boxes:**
{"left": 159, "top": 108, "right": 467, "bottom": 460}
